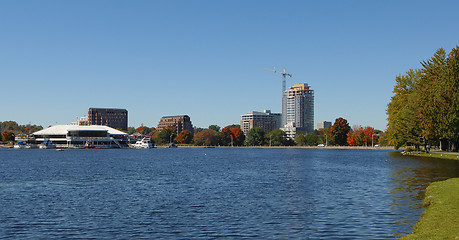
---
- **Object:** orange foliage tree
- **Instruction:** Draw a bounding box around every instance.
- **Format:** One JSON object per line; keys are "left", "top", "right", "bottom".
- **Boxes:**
{"left": 222, "top": 125, "right": 245, "bottom": 146}
{"left": 2, "top": 130, "right": 15, "bottom": 142}
{"left": 347, "top": 126, "right": 376, "bottom": 146}
{"left": 176, "top": 130, "right": 193, "bottom": 144}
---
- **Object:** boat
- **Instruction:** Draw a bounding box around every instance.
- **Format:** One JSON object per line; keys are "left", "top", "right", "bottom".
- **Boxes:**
{"left": 14, "top": 141, "right": 29, "bottom": 149}
{"left": 39, "top": 140, "right": 56, "bottom": 149}
{"left": 132, "top": 137, "right": 154, "bottom": 149}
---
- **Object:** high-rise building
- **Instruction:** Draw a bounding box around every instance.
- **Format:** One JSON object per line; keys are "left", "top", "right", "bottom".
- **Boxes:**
{"left": 281, "top": 83, "right": 314, "bottom": 138}
{"left": 88, "top": 108, "right": 128, "bottom": 131}
{"left": 317, "top": 121, "right": 331, "bottom": 130}
{"left": 157, "top": 115, "right": 193, "bottom": 134}
{"left": 240, "top": 110, "right": 281, "bottom": 135}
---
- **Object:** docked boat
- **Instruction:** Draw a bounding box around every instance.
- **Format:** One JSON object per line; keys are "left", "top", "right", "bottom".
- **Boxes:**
{"left": 39, "top": 140, "right": 56, "bottom": 149}
{"left": 14, "top": 141, "right": 29, "bottom": 149}
{"left": 132, "top": 137, "right": 154, "bottom": 149}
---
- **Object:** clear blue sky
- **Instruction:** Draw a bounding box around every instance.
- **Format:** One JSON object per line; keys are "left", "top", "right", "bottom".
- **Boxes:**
{"left": 1, "top": 0, "right": 458, "bottom": 130}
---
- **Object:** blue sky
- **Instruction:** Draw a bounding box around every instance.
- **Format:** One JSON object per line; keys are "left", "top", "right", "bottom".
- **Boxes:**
{"left": 1, "top": 1, "right": 458, "bottom": 130}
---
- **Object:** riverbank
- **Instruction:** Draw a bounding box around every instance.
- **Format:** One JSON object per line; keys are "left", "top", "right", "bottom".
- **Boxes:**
{"left": 400, "top": 178, "right": 459, "bottom": 239}
{"left": 159, "top": 145, "right": 395, "bottom": 150}
{"left": 402, "top": 151, "right": 459, "bottom": 161}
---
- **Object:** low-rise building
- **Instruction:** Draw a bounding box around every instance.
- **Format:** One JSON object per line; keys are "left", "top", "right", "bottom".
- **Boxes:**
{"left": 31, "top": 125, "right": 129, "bottom": 148}
{"left": 240, "top": 110, "right": 281, "bottom": 135}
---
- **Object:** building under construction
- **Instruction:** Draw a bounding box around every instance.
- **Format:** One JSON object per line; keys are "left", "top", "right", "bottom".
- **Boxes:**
{"left": 281, "top": 83, "right": 314, "bottom": 138}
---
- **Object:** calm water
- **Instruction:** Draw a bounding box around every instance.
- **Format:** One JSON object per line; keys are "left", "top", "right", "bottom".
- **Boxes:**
{"left": 1, "top": 148, "right": 458, "bottom": 239}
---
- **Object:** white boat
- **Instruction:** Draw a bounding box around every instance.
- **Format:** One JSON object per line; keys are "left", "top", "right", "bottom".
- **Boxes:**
{"left": 132, "top": 137, "right": 154, "bottom": 149}
{"left": 39, "top": 140, "right": 56, "bottom": 149}
{"left": 14, "top": 141, "right": 29, "bottom": 149}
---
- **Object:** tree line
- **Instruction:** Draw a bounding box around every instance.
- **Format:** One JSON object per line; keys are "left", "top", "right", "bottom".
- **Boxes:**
{"left": 1, "top": 121, "right": 43, "bottom": 142}
{"left": 128, "top": 117, "right": 384, "bottom": 147}
{"left": 386, "top": 47, "right": 459, "bottom": 151}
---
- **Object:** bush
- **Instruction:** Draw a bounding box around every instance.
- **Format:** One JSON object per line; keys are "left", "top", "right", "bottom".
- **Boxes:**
{"left": 405, "top": 147, "right": 415, "bottom": 152}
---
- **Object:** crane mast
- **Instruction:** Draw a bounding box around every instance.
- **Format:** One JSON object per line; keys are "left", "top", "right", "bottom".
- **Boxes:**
{"left": 263, "top": 67, "right": 292, "bottom": 92}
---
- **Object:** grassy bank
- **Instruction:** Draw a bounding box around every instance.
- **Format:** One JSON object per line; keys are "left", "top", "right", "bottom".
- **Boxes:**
{"left": 403, "top": 151, "right": 459, "bottom": 161}
{"left": 400, "top": 178, "right": 459, "bottom": 240}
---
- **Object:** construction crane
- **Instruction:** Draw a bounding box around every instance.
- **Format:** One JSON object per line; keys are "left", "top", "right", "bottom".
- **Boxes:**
{"left": 263, "top": 67, "right": 292, "bottom": 92}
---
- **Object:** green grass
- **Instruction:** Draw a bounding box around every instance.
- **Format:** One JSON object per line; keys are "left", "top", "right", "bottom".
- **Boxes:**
{"left": 399, "top": 178, "right": 459, "bottom": 239}
{"left": 417, "top": 152, "right": 459, "bottom": 160}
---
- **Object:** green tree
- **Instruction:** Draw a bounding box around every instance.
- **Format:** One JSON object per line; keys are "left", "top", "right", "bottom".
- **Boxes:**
{"left": 155, "top": 125, "right": 177, "bottom": 145}
{"left": 246, "top": 127, "right": 265, "bottom": 146}
{"left": 214, "top": 131, "right": 230, "bottom": 146}
{"left": 127, "top": 127, "right": 136, "bottom": 135}
{"left": 386, "top": 47, "right": 459, "bottom": 151}
{"left": 386, "top": 69, "right": 422, "bottom": 149}
{"left": 330, "top": 117, "right": 351, "bottom": 146}
{"left": 266, "top": 129, "right": 292, "bottom": 146}
{"left": 418, "top": 47, "right": 459, "bottom": 151}
{"left": 208, "top": 125, "right": 220, "bottom": 132}
{"left": 296, "top": 133, "right": 319, "bottom": 146}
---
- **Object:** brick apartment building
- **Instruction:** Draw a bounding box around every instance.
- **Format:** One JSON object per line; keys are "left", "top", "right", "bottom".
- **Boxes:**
{"left": 88, "top": 108, "right": 128, "bottom": 131}
{"left": 157, "top": 115, "right": 193, "bottom": 134}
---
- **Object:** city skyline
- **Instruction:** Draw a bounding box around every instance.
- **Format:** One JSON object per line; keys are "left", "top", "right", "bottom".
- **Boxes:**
{"left": 2, "top": 1, "right": 459, "bottom": 130}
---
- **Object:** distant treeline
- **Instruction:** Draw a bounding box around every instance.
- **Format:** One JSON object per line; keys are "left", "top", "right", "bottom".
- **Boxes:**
{"left": 1, "top": 121, "right": 43, "bottom": 142}
{"left": 387, "top": 47, "right": 459, "bottom": 151}
{"left": 130, "top": 118, "right": 385, "bottom": 147}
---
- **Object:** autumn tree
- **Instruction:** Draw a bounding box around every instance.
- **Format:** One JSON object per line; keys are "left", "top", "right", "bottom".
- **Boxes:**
{"left": 246, "top": 127, "right": 265, "bottom": 146}
{"left": 176, "top": 130, "right": 193, "bottom": 144}
{"left": 330, "top": 117, "right": 351, "bottom": 146}
{"left": 222, "top": 125, "right": 245, "bottom": 146}
{"left": 2, "top": 130, "right": 15, "bottom": 142}
{"left": 347, "top": 126, "right": 376, "bottom": 146}
{"left": 193, "top": 129, "right": 217, "bottom": 146}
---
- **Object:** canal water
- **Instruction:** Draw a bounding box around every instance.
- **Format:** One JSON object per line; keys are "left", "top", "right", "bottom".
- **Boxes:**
{"left": 1, "top": 148, "right": 458, "bottom": 239}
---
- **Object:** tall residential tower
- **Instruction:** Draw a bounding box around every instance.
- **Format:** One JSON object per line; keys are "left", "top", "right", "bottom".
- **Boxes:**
{"left": 281, "top": 83, "right": 314, "bottom": 138}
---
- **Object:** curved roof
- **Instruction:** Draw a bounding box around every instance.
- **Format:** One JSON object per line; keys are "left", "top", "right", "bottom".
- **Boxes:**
{"left": 33, "top": 125, "right": 128, "bottom": 136}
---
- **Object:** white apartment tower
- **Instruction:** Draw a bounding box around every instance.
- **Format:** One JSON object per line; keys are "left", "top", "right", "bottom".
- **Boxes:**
{"left": 281, "top": 83, "right": 314, "bottom": 138}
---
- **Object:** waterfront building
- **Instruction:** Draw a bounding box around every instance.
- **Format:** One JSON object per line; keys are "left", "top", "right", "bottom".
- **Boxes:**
{"left": 31, "top": 125, "right": 129, "bottom": 148}
{"left": 157, "top": 115, "right": 193, "bottom": 134}
{"left": 317, "top": 121, "right": 331, "bottom": 130}
{"left": 88, "top": 108, "right": 128, "bottom": 131}
{"left": 281, "top": 83, "right": 314, "bottom": 138}
{"left": 240, "top": 110, "right": 281, "bottom": 135}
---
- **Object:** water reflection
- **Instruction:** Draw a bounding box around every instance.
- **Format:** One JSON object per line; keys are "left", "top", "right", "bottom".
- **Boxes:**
{"left": 387, "top": 152, "right": 459, "bottom": 236}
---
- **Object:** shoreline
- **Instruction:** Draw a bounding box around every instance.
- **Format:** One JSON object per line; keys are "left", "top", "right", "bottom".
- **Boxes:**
{"left": 0, "top": 144, "right": 395, "bottom": 150}
{"left": 400, "top": 178, "right": 459, "bottom": 239}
